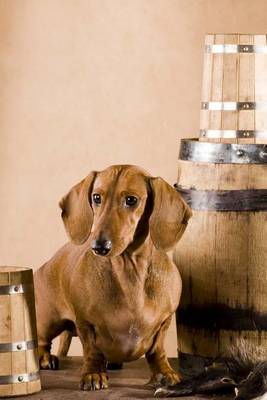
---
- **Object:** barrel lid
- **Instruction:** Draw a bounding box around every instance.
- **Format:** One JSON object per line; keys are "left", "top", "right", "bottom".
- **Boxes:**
{"left": 0, "top": 267, "right": 33, "bottom": 286}
{"left": 0, "top": 266, "right": 31, "bottom": 273}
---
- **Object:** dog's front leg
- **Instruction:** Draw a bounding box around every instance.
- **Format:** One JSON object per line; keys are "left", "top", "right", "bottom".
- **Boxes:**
{"left": 76, "top": 322, "right": 108, "bottom": 391}
{"left": 146, "top": 315, "right": 181, "bottom": 387}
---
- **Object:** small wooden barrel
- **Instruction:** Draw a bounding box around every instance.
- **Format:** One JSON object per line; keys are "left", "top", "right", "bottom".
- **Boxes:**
{"left": 174, "top": 139, "right": 267, "bottom": 359}
{"left": 0, "top": 267, "right": 41, "bottom": 397}
{"left": 200, "top": 33, "right": 267, "bottom": 143}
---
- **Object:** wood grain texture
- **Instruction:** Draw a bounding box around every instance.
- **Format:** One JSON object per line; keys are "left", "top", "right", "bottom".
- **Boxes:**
{"left": 174, "top": 158, "right": 267, "bottom": 358}
{"left": 221, "top": 34, "right": 239, "bottom": 143}
{"left": 200, "top": 34, "right": 267, "bottom": 144}
{"left": 255, "top": 35, "right": 267, "bottom": 143}
{"left": 238, "top": 35, "right": 255, "bottom": 143}
{"left": 0, "top": 267, "right": 41, "bottom": 397}
{"left": 200, "top": 35, "right": 214, "bottom": 132}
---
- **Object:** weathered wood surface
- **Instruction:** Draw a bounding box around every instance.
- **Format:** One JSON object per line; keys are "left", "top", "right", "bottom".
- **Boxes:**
{"left": 174, "top": 159, "right": 267, "bottom": 358}
{"left": 0, "top": 267, "right": 40, "bottom": 397}
{"left": 200, "top": 33, "right": 267, "bottom": 143}
{"left": 14, "top": 357, "right": 227, "bottom": 400}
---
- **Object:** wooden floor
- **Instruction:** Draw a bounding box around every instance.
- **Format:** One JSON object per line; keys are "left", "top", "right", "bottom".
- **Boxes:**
{"left": 16, "top": 357, "right": 180, "bottom": 400}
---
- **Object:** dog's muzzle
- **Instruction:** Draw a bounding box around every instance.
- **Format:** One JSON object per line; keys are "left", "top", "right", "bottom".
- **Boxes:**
{"left": 91, "top": 239, "right": 112, "bottom": 256}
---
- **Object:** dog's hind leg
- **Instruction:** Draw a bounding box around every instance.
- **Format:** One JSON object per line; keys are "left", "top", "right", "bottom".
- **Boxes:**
{"left": 37, "top": 317, "right": 64, "bottom": 370}
{"left": 38, "top": 344, "right": 59, "bottom": 370}
{"left": 146, "top": 315, "right": 181, "bottom": 387}
{"left": 57, "top": 330, "right": 73, "bottom": 357}
{"left": 38, "top": 341, "right": 59, "bottom": 370}
{"left": 36, "top": 307, "right": 69, "bottom": 370}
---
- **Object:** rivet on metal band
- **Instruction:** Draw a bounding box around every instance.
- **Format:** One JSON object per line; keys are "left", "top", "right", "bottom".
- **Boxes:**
{"left": 0, "top": 371, "right": 40, "bottom": 385}
{"left": 201, "top": 101, "right": 267, "bottom": 111}
{"left": 0, "top": 284, "right": 32, "bottom": 295}
{"left": 179, "top": 139, "right": 267, "bottom": 164}
{"left": 200, "top": 129, "right": 267, "bottom": 139}
{"left": 206, "top": 44, "right": 267, "bottom": 54}
{"left": 0, "top": 340, "right": 37, "bottom": 353}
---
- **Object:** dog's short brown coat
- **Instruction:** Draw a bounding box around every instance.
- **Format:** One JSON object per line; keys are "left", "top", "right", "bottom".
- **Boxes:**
{"left": 34, "top": 165, "right": 191, "bottom": 390}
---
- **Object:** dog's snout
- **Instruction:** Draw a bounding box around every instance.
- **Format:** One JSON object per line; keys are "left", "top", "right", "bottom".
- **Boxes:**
{"left": 91, "top": 239, "right": 112, "bottom": 256}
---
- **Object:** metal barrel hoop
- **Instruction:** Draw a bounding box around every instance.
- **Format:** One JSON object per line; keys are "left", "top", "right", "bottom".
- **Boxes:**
{"left": 205, "top": 44, "right": 267, "bottom": 54}
{"left": 0, "top": 372, "right": 40, "bottom": 385}
{"left": 179, "top": 138, "right": 267, "bottom": 164}
{"left": 199, "top": 130, "right": 267, "bottom": 140}
{"left": 175, "top": 184, "right": 267, "bottom": 212}
{"left": 0, "top": 283, "right": 32, "bottom": 295}
{"left": 201, "top": 101, "right": 267, "bottom": 111}
{"left": 0, "top": 340, "right": 37, "bottom": 353}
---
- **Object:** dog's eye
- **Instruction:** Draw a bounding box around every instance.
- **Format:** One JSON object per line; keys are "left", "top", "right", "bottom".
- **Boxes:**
{"left": 125, "top": 196, "right": 138, "bottom": 207}
{"left": 92, "top": 193, "right": 101, "bottom": 205}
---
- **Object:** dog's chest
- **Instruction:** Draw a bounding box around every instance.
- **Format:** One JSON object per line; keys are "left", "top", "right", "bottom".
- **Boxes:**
{"left": 92, "top": 278, "right": 162, "bottom": 332}
{"left": 74, "top": 256, "right": 176, "bottom": 362}
{"left": 91, "top": 277, "right": 168, "bottom": 362}
{"left": 94, "top": 304, "right": 162, "bottom": 362}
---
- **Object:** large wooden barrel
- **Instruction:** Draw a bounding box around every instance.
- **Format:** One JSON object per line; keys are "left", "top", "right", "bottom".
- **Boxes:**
{"left": 0, "top": 267, "right": 41, "bottom": 397}
{"left": 200, "top": 34, "right": 267, "bottom": 143}
{"left": 174, "top": 139, "right": 267, "bottom": 359}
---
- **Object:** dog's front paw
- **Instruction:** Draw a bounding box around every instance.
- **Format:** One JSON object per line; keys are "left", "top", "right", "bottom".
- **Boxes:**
{"left": 39, "top": 353, "right": 59, "bottom": 370}
{"left": 160, "top": 371, "right": 181, "bottom": 386}
{"left": 79, "top": 372, "right": 109, "bottom": 391}
{"left": 148, "top": 371, "right": 181, "bottom": 388}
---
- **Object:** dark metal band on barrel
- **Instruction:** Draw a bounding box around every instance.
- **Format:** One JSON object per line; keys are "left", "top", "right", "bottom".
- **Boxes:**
{"left": 177, "top": 305, "right": 267, "bottom": 331}
{"left": 175, "top": 185, "right": 267, "bottom": 211}
{"left": 179, "top": 139, "right": 267, "bottom": 164}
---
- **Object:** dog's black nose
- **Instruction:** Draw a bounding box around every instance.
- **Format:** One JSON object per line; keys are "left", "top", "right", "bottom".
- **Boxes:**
{"left": 91, "top": 239, "right": 112, "bottom": 256}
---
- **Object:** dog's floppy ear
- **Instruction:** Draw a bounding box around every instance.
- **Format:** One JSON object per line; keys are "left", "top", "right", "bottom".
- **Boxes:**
{"left": 149, "top": 177, "right": 192, "bottom": 251}
{"left": 59, "top": 172, "right": 96, "bottom": 245}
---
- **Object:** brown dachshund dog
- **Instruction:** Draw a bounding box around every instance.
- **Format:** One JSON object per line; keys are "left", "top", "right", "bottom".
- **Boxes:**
{"left": 34, "top": 165, "right": 191, "bottom": 391}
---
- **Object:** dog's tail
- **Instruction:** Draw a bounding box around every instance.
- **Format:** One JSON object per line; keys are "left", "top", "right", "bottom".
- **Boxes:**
{"left": 155, "top": 340, "right": 267, "bottom": 400}
{"left": 57, "top": 330, "right": 73, "bottom": 357}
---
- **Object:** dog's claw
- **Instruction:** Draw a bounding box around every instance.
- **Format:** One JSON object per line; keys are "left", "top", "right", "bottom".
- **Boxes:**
{"left": 79, "top": 372, "right": 108, "bottom": 391}
{"left": 50, "top": 356, "right": 59, "bottom": 370}
{"left": 148, "top": 371, "right": 181, "bottom": 388}
{"left": 40, "top": 354, "right": 59, "bottom": 370}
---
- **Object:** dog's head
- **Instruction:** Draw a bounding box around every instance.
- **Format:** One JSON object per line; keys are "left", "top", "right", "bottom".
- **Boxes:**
{"left": 59, "top": 165, "right": 191, "bottom": 257}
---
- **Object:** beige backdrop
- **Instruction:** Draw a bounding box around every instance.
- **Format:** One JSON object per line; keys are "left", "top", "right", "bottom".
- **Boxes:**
{"left": 1, "top": 0, "right": 267, "bottom": 356}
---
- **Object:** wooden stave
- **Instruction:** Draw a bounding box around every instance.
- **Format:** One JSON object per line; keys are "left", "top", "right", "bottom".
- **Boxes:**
{"left": 200, "top": 33, "right": 267, "bottom": 144}
{"left": 0, "top": 267, "right": 41, "bottom": 397}
{"left": 174, "top": 147, "right": 267, "bottom": 358}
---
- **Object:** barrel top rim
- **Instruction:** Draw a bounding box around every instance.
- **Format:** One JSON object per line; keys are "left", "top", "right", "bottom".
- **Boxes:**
{"left": 0, "top": 266, "right": 32, "bottom": 273}
{"left": 180, "top": 137, "right": 267, "bottom": 148}
{"left": 205, "top": 33, "right": 267, "bottom": 36}
{"left": 180, "top": 137, "right": 267, "bottom": 144}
